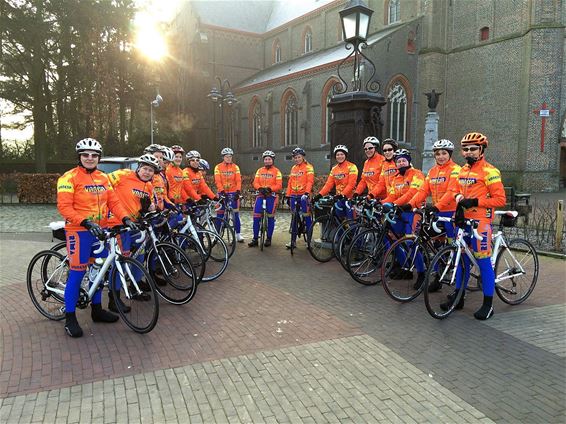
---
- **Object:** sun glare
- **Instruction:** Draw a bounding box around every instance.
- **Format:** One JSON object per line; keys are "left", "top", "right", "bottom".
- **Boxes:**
{"left": 135, "top": 27, "right": 168, "bottom": 61}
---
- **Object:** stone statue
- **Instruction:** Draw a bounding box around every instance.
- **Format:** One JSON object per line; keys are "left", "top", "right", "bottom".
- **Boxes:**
{"left": 424, "top": 89, "right": 442, "bottom": 111}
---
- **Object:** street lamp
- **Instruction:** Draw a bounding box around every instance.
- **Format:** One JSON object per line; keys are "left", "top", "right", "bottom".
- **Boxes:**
{"left": 150, "top": 94, "right": 163, "bottom": 144}
{"left": 335, "top": 0, "right": 378, "bottom": 94}
{"left": 208, "top": 77, "right": 238, "bottom": 148}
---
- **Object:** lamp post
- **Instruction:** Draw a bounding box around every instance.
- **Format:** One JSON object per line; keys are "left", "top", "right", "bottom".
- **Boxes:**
{"left": 150, "top": 94, "right": 163, "bottom": 144}
{"left": 335, "top": 0, "right": 378, "bottom": 94}
{"left": 328, "top": 0, "right": 386, "bottom": 169}
{"left": 208, "top": 77, "right": 238, "bottom": 148}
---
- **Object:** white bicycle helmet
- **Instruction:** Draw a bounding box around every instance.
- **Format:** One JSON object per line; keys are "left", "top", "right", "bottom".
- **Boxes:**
{"left": 432, "top": 139, "right": 455, "bottom": 151}
{"left": 186, "top": 150, "right": 201, "bottom": 160}
{"left": 76, "top": 138, "right": 102, "bottom": 154}
{"left": 162, "top": 147, "right": 175, "bottom": 162}
{"left": 393, "top": 148, "right": 412, "bottom": 163}
{"left": 362, "top": 136, "right": 380, "bottom": 147}
{"left": 333, "top": 145, "right": 349, "bottom": 155}
{"left": 138, "top": 153, "right": 160, "bottom": 170}
{"left": 262, "top": 150, "right": 275, "bottom": 158}
{"left": 144, "top": 144, "right": 164, "bottom": 154}
{"left": 221, "top": 147, "right": 234, "bottom": 156}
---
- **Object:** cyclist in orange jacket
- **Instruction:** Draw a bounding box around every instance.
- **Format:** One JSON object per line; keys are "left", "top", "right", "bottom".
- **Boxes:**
{"left": 285, "top": 147, "right": 315, "bottom": 248}
{"left": 369, "top": 139, "right": 399, "bottom": 199}
{"left": 166, "top": 145, "right": 186, "bottom": 205}
{"left": 107, "top": 154, "right": 159, "bottom": 308}
{"left": 57, "top": 138, "right": 134, "bottom": 338}
{"left": 183, "top": 150, "right": 216, "bottom": 202}
{"left": 354, "top": 136, "right": 384, "bottom": 196}
{"left": 215, "top": 147, "right": 244, "bottom": 242}
{"left": 444, "top": 132, "right": 506, "bottom": 320}
{"left": 249, "top": 150, "right": 283, "bottom": 247}
{"left": 408, "top": 139, "right": 460, "bottom": 234}
{"left": 314, "top": 145, "right": 358, "bottom": 220}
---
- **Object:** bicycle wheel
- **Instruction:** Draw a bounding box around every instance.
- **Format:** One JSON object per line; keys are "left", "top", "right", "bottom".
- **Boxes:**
{"left": 27, "top": 250, "right": 68, "bottom": 320}
{"left": 382, "top": 236, "right": 430, "bottom": 302}
{"left": 52, "top": 241, "right": 67, "bottom": 254}
{"left": 209, "top": 217, "right": 236, "bottom": 258}
{"left": 332, "top": 218, "right": 357, "bottom": 261}
{"left": 260, "top": 212, "right": 267, "bottom": 251}
{"left": 109, "top": 256, "right": 159, "bottom": 333}
{"left": 424, "top": 245, "right": 465, "bottom": 319}
{"left": 171, "top": 233, "right": 206, "bottom": 284}
{"left": 346, "top": 228, "right": 386, "bottom": 285}
{"left": 495, "top": 238, "right": 539, "bottom": 305}
{"left": 147, "top": 242, "right": 197, "bottom": 305}
{"left": 195, "top": 229, "right": 229, "bottom": 282}
{"left": 337, "top": 223, "right": 368, "bottom": 271}
{"left": 307, "top": 215, "right": 337, "bottom": 262}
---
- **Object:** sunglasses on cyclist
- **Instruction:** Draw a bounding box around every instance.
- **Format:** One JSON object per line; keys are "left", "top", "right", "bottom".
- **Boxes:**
{"left": 382, "top": 148, "right": 394, "bottom": 152}
{"left": 363, "top": 147, "right": 375, "bottom": 151}
{"left": 80, "top": 153, "right": 100, "bottom": 158}
{"left": 461, "top": 146, "right": 480, "bottom": 152}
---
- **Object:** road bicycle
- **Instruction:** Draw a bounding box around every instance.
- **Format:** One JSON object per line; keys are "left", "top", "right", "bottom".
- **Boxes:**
{"left": 307, "top": 195, "right": 349, "bottom": 262}
{"left": 424, "top": 210, "right": 539, "bottom": 319}
{"left": 287, "top": 194, "right": 310, "bottom": 255}
{"left": 27, "top": 227, "right": 159, "bottom": 333}
{"left": 175, "top": 207, "right": 229, "bottom": 281}
{"left": 195, "top": 198, "right": 236, "bottom": 258}
{"left": 381, "top": 208, "right": 446, "bottom": 302}
{"left": 132, "top": 212, "right": 198, "bottom": 305}
{"left": 250, "top": 190, "right": 276, "bottom": 251}
{"left": 345, "top": 207, "right": 401, "bottom": 285}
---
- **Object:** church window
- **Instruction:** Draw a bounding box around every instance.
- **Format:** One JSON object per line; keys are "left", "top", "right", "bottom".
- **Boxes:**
{"left": 284, "top": 94, "right": 298, "bottom": 146}
{"left": 304, "top": 28, "right": 313, "bottom": 53}
{"left": 250, "top": 99, "right": 262, "bottom": 148}
{"left": 388, "top": 0, "right": 400, "bottom": 25}
{"left": 273, "top": 40, "right": 281, "bottom": 64}
{"left": 388, "top": 83, "right": 407, "bottom": 142}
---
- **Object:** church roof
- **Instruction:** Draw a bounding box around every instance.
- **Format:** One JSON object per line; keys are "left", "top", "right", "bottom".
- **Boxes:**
{"left": 236, "top": 25, "right": 403, "bottom": 90}
{"left": 191, "top": 0, "right": 335, "bottom": 34}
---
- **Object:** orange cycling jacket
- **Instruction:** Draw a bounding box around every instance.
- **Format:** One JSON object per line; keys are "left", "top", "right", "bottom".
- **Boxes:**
{"left": 319, "top": 161, "right": 358, "bottom": 198}
{"left": 152, "top": 172, "right": 172, "bottom": 210}
{"left": 355, "top": 154, "right": 384, "bottom": 195}
{"left": 286, "top": 162, "right": 315, "bottom": 196}
{"left": 450, "top": 157, "right": 506, "bottom": 221}
{"left": 214, "top": 162, "right": 242, "bottom": 192}
{"left": 166, "top": 164, "right": 186, "bottom": 204}
{"left": 57, "top": 166, "right": 128, "bottom": 231}
{"left": 409, "top": 160, "right": 461, "bottom": 211}
{"left": 183, "top": 167, "right": 216, "bottom": 201}
{"left": 382, "top": 167, "right": 425, "bottom": 205}
{"left": 253, "top": 166, "right": 283, "bottom": 192}
{"left": 369, "top": 159, "right": 398, "bottom": 199}
{"left": 107, "top": 169, "right": 154, "bottom": 225}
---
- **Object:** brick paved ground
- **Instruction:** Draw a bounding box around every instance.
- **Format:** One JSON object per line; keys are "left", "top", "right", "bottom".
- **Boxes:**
{"left": 1, "top": 219, "right": 565, "bottom": 423}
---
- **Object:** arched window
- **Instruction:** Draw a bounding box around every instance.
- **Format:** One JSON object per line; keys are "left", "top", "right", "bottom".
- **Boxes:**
{"left": 273, "top": 39, "right": 281, "bottom": 64}
{"left": 303, "top": 27, "right": 313, "bottom": 53}
{"left": 249, "top": 98, "right": 262, "bottom": 148}
{"left": 480, "top": 26, "right": 490, "bottom": 41}
{"left": 388, "top": 0, "right": 400, "bottom": 25}
{"left": 281, "top": 90, "right": 298, "bottom": 147}
{"left": 388, "top": 82, "right": 407, "bottom": 142}
{"left": 321, "top": 77, "right": 339, "bottom": 145}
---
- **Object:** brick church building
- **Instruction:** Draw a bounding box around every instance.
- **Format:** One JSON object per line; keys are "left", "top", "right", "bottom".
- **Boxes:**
{"left": 163, "top": 0, "right": 565, "bottom": 191}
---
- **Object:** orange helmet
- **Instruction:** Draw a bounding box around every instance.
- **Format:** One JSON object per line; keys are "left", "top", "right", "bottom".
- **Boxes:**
{"left": 461, "top": 132, "right": 488, "bottom": 147}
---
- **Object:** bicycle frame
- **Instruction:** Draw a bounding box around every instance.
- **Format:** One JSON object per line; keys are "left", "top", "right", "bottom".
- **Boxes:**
{"left": 434, "top": 215, "right": 527, "bottom": 286}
